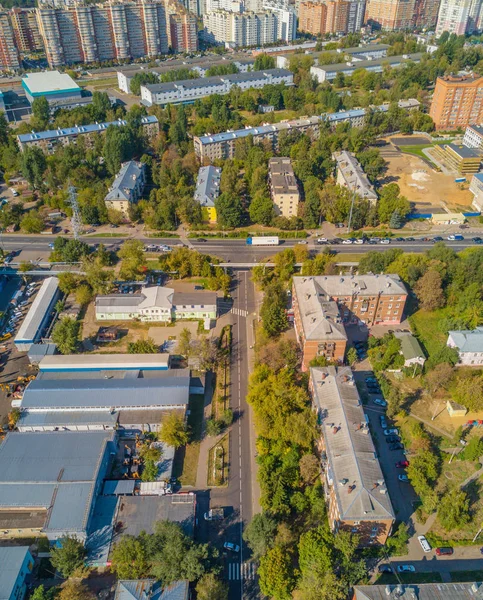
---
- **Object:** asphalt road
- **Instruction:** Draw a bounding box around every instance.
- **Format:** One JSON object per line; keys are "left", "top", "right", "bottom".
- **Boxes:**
{"left": 1, "top": 234, "right": 483, "bottom": 264}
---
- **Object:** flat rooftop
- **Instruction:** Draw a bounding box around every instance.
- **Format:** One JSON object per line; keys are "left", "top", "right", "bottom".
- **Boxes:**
{"left": 15, "top": 277, "right": 58, "bottom": 344}
{"left": 22, "top": 70, "right": 80, "bottom": 96}
{"left": 38, "top": 353, "right": 170, "bottom": 371}
{"left": 314, "top": 53, "right": 423, "bottom": 74}
{"left": 0, "top": 547, "right": 31, "bottom": 600}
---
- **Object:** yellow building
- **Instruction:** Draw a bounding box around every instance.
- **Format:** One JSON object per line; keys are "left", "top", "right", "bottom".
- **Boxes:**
{"left": 195, "top": 165, "right": 221, "bottom": 224}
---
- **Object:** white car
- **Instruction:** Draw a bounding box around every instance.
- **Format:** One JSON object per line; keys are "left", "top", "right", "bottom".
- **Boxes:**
{"left": 224, "top": 542, "right": 240, "bottom": 553}
{"left": 317, "top": 238, "right": 328, "bottom": 243}
{"left": 354, "top": 239, "right": 364, "bottom": 244}
{"left": 380, "top": 239, "right": 391, "bottom": 244}
{"left": 297, "top": 240, "right": 308, "bottom": 245}
{"left": 418, "top": 535, "right": 432, "bottom": 553}
{"left": 342, "top": 239, "right": 353, "bottom": 244}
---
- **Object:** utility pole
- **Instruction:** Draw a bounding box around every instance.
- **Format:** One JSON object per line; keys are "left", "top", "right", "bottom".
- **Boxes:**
{"left": 68, "top": 185, "right": 82, "bottom": 240}
{"left": 347, "top": 189, "right": 356, "bottom": 234}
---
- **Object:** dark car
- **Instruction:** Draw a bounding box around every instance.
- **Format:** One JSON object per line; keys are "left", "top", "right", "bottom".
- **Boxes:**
{"left": 472, "top": 237, "right": 482, "bottom": 242}
{"left": 386, "top": 435, "right": 401, "bottom": 443}
{"left": 476, "top": 239, "right": 483, "bottom": 245}
{"left": 368, "top": 239, "right": 378, "bottom": 245}
{"left": 390, "top": 443, "right": 404, "bottom": 451}
{"left": 378, "top": 564, "right": 393, "bottom": 573}
{"left": 394, "top": 237, "right": 405, "bottom": 242}
{"left": 436, "top": 547, "right": 454, "bottom": 556}
{"left": 197, "top": 238, "right": 207, "bottom": 242}
{"left": 406, "top": 237, "right": 415, "bottom": 241}
{"left": 432, "top": 236, "right": 443, "bottom": 242}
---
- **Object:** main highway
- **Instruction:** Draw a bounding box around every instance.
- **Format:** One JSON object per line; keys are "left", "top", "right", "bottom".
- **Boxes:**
{"left": 1, "top": 233, "right": 482, "bottom": 264}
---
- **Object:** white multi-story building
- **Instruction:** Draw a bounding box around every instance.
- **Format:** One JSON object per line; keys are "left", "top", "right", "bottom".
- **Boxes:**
{"left": 447, "top": 327, "right": 483, "bottom": 366}
{"left": 469, "top": 172, "right": 483, "bottom": 210}
{"left": 202, "top": 9, "right": 279, "bottom": 45}
{"left": 463, "top": 124, "right": 483, "bottom": 149}
{"left": 436, "top": 0, "right": 483, "bottom": 36}
{"left": 141, "top": 68, "right": 293, "bottom": 105}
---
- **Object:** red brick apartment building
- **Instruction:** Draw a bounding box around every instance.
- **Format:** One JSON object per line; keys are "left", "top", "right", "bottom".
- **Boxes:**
{"left": 309, "top": 366, "right": 395, "bottom": 545}
{"left": 293, "top": 275, "right": 408, "bottom": 370}
{"left": 430, "top": 75, "right": 483, "bottom": 131}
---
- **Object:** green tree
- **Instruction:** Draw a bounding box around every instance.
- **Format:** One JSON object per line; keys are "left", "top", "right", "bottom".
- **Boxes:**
{"left": 50, "top": 535, "right": 86, "bottom": 577}
{"left": 177, "top": 327, "right": 193, "bottom": 357}
{"left": 389, "top": 210, "right": 404, "bottom": 229}
{"left": 346, "top": 347, "right": 358, "bottom": 365}
{"left": 128, "top": 338, "right": 158, "bottom": 353}
{"left": 142, "top": 459, "right": 159, "bottom": 481}
{"left": 92, "top": 91, "right": 111, "bottom": 120}
{"left": 58, "top": 581, "right": 94, "bottom": 600}
{"left": 299, "top": 453, "right": 320, "bottom": 484}
{"left": 159, "top": 412, "right": 189, "bottom": 448}
{"left": 377, "top": 183, "right": 410, "bottom": 224}
{"left": 58, "top": 272, "right": 80, "bottom": 295}
{"left": 243, "top": 512, "right": 278, "bottom": 558}
{"left": 460, "top": 436, "right": 483, "bottom": 461}
{"left": 20, "top": 210, "right": 45, "bottom": 233}
{"left": 249, "top": 191, "right": 273, "bottom": 225}
{"left": 414, "top": 269, "right": 445, "bottom": 310}
{"left": 260, "top": 281, "right": 287, "bottom": 337}
{"left": 20, "top": 146, "right": 47, "bottom": 189}
{"left": 32, "top": 96, "right": 50, "bottom": 127}
{"left": 0, "top": 111, "right": 9, "bottom": 145}
{"left": 110, "top": 535, "right": 150, "bottom": 579}
{"left": 51, "top": 317, "right": 80, "bottom": 354}
{"left": 118, "top": 239, "right": 146, "bottom": 280}
{"left": 437, "top": 488, "right": 470, "bottom": 531}
{"left": 103, "top": 125, "right": 134, "bottom": 175}
{"left": 215, "top": 192, "right": 244, "bottom": 228}
{"left": 30, "top": 586, "right": 56, "bottom": 600}
{"left": 254, "top": 54, "right": 276, "bottom": 70}
{"left": 258, "top": 545, "right": 295, "bottom": 600}
{"left": 75, "top": 284, "right": 93, "bottom": 306}
{"left": 130, "top": 71, "right": 159, "bottom": 95}
{"left": 196, "top": 573, "right": 228, "bottom": 600}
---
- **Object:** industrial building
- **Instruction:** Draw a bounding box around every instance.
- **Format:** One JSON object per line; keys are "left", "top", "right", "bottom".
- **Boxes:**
{"left": 95, "top": 286, "right": 218, "bottom": 322}
{"left": 21, "top": 70, "right": 81, "bottom": 105}
{"left": 0, "top": 546, "right": 34, "bottom": 600}
{"left": 293, "top": 275, "right": 408, "bottom": 370}
{"left": 310, "top": 53, "right": 423, "bottom": 83}
{"left": 194, "top": 99, "right": 419, "bottom": 161}
{"left": 17, "top": 116, "right": 159, "bottom": 153}
{"left": 268, "top": 157, "right": 300, "bottom": 218}
{"left": 333, "top": 150, "right": 377, "bottom": 203}
{"left": 276, "top": 43, "right": 389, "bottom": 69}
{"left": 37, "top": 353, "right": 171, "bottom": 372}
{"left": 14, "top": 277, "right": 59, "bottom": 352}
{"left": 105, "top": 161, "right": 146, "bottom": 219}
{"left": 0, "top": 431, "right": 117, "bottom": 541}
{"left": 17, "top": 368, "right": 191, "bottom": 433}
{"left": 309, "top": 366, "right": 395, "bottom": 545}
{"left": 194, "top": 165, "right": 221, "bottom": 223}
{"left": 140, "top": 68, "right": 293, "bottom": 106}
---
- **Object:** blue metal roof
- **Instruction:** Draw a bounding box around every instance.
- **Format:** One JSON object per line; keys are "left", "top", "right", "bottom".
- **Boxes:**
{"left": 0, "top": 547, "right": 31, "bottom": 600}
{"left": 18, "top": 116, "right": 158, "bottom": 143}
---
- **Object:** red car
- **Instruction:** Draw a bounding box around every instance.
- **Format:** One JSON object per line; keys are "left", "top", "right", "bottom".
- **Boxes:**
{"left": 436, "top": 547, "right": 453, "bottom": 556}
{"left": 395, "top": 460, "right": 409, "bottom": 468}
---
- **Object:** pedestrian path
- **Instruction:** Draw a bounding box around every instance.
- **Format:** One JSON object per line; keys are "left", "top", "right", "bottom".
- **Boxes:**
{"left": 228, "top": 562, "right": 257, "bottom": 580}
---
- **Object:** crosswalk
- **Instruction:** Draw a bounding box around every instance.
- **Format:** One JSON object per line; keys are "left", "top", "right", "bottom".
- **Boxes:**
{"left": 228, "top": 562, "right": 257, "bottom": 580}
{"left": 231, "top": 307, "right": 248, "bottom": 317}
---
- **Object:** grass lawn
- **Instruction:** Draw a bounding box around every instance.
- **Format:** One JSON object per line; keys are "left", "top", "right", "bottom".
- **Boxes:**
{"left": 85, "top": 232, "right": 125, "bottom": 238}
{"left": 409, "top": 308, "right": 448, "bottom": 359}
{"left": 376, "top": 572, "right": 443, "bottom": 585}
{"left": 173, "top": 393, "right": 204, "bottom": 486}
{"left": 78, "top": 77, "right": 117, "bottom": 88}
{"left": 450, "top": 570, "right": 483, "bottom": 582}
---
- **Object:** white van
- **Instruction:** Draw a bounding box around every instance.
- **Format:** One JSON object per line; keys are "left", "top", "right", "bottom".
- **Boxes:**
{"left": 9, "top": 188, "right": 18, "bottom": 197}
{"left": 418, "top": 535, "right": 431, "bottom": 553}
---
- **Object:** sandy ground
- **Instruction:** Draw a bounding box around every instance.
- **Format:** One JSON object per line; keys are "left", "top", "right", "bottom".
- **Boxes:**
{"left": 382, "top": 151, "right": 474, "bottom": 212}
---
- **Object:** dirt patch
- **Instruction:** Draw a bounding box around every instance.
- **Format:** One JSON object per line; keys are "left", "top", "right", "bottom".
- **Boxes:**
{"left": 382, "top": 151, "right": 474, "bottom": 211}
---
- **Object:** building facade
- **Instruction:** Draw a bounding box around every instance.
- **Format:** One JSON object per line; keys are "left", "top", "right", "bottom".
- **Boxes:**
{"left": 413, "top": 0, "right": 441, "bottom": 28}
{"left": 463, "top": 123, "right": 483, "bottom": 148}
{"left": 202, "top": 9, "right": 278, "bottom": 46}
{"left": 169, "top": 12, "right": 199, "bottom": 52}
{"left": 333, "top": 150, "right": 377, "bottom": 203}
{"left": 37, "top": 0, "right": 170, "bottom": 67}
{"left": 433, "top": 143, "right": 482, "bottom": 174}
{"left": 268, "top": 157, "right": 300, "bottom": 218}
{"left": 0, "top": 11, "right": 20, "bottom": 70}
{"left": 17, "top": 116, "right": 159, "bottom": 153}
{"left": 0, "top": 546, "right": 34, "bottom": 600}
{"left": 430, "top": 75, "right": 483, "bottom": 131}
{"left": 447, "top": 327, "right": 483, "bottom": 366}
{"left": 21, "top": 70, "right": 82, "bottom": 105}
{"left": 470, "top": 172, "right": 483, "bottom": 210}
{"left": 293, "top": 275, "right": 408, "bottom": 370}
{"left": 10, "top": 8, "right": 43, "bottom": 53}
{"left": 298, "top": 1, "right": 327, "bottom": 35}
{"left": 194, "top": 165, "right": 221, "bottom": 223}
{"left": 436, "top": 0, "right": 483, "bottom": 35}
{"left": 364, "top": 0, "right": 416, "bottom": 29}
{"left": 309, "top": 366, "right": 395, "bottom": 545}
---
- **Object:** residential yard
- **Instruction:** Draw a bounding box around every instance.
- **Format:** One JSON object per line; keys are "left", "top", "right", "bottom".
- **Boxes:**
{"left": 173, "top": 394, "right": 204, "bottom": 487}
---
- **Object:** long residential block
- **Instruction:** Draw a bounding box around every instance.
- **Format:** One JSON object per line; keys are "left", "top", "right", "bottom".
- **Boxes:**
{"left": 140, "top": 68, "right": 293, "bottom": 106}
{"left": 309, "top": 366, "right": 395, "bottom": 545}
{"left": 17, "top": 116, "right": 159, "bottom": 153}
{"left": 333, "top": 150, "right": 377, "bottom": 203}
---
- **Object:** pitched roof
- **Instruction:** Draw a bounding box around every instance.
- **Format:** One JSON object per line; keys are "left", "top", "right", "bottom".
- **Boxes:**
{"left": 194, "top": 165, "right": 221, "bottom": 208}
{"left": 333, "top": 150, "right": 377, "bottom": 201}
{"left": 115, "top": 580, "right": 189, "bottom": 600}
{"left": 395, "top": 332, "right": 425, "bottom": 360}
{"left": 95, "top": 286, "right": 174, "bottom": 313}
{"left": 448, "top": 327, "right": 483, "bottom": 352}
{"left": 105, "top": 161, "right": 145, "bottom": 203}
{"left": 310, "top": 367, "right": 394, "bottom": 522}
{"left": 354, "top": 582, "right": 483, "bottom": 599}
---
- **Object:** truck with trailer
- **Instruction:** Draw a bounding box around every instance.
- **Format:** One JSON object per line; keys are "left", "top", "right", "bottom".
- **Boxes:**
{"left": 246, "top": 236, "right": 279, "bottom": 246}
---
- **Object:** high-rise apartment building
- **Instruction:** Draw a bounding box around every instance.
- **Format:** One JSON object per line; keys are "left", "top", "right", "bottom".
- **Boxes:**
{"left": 10, "top": 8, "right": 43, "bottom": 53}
{"left": 299, "top": 1, "right": 327, "bottom": 33}
{"left": 0, "top": 11, "right": 20, "bottom": 70}
{"left": 263, "top": 0, "right": 296, "bottom": 40}
{"left": 203, "top": 9, "right": 278, "bottom": 45}
{"left": 364, "top": 0, "right": 416, "bottom": 29}
{"left": 435, "top": 0, "right": 483, "bottom": 35}
{"left": 413, "top": 0, "right": 440, "bottom": 28}
{"left": 430, "top": 75, "right": 483, "bottom": 131}
{"left": 37, "top": 0, "right": 172, "bottom": 67}
{"left": 169, "top": 13, "right": 199, "bottom": 51}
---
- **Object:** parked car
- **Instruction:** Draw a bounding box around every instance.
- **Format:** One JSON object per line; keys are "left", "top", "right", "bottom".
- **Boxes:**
{"left": 197, "top": 238, "right": 207, "bottom": 242}
{"left": 406, "top": 237, "right": 415, "bottom": 241}
{"left": 395, "top": 460, "right": 409, "bottom": 468}
{"left": 368, "top": 239, "right": 378, "bottom": 245}
{"left": 472, "top": 237, "right": 482, "bottom": 242}
{"left": 394, "top": 237, "right": 405, "bottom": 242}
{"left": 317, "top": 238, "right": 328, "bottom": 244}
{"left": 418, "top": 535, "right": 431, "bottom": 553}
{"left": 354, "top": 239, "right": 364, "bottom": 244}
{"left": 224, "top": 542, "right": 240, "bottom": 553}
{"left": 386, "top": 435, "right": 401, "bottom": 443}
{"left": 397, "top": 565, "right": 415, "bottom": 573}
{"left": 435, "top": 547, "right": 453, "bottom": 556}
{"left": 373, "top": 398, "right": 387, "bottom": 407}
{"left": 398, "top": 474, "right": 409, "bottom": 482}
{"left": 431, "top": 236, "right": 443, "bottom": 242}
{"left": 380, "top": 238, "right": 391, "bottom": 244}
{"left": 365, "top": 377, "right": 377, "bottom": 383}
{"left": 378, "top": 564, "right": 393, "bottom": 573}
{"left": 342, "top": 239, "right": 353, "bottom": 244}
{"left": 389, "top": 443, "right": 404, "bottom": 451}
{"left": 297, "top": 240, "right": 308, "bottom": 245}
{"left": 380, "top": 419, "right": 388, "bottom": 430}
{"left": 384, "top": 428, "right": 399, "bottom": 436}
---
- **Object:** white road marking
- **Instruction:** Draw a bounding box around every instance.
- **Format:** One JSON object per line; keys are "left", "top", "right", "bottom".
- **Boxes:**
{"left": 228, "top": 562, "right": 257, "bottom": 580}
